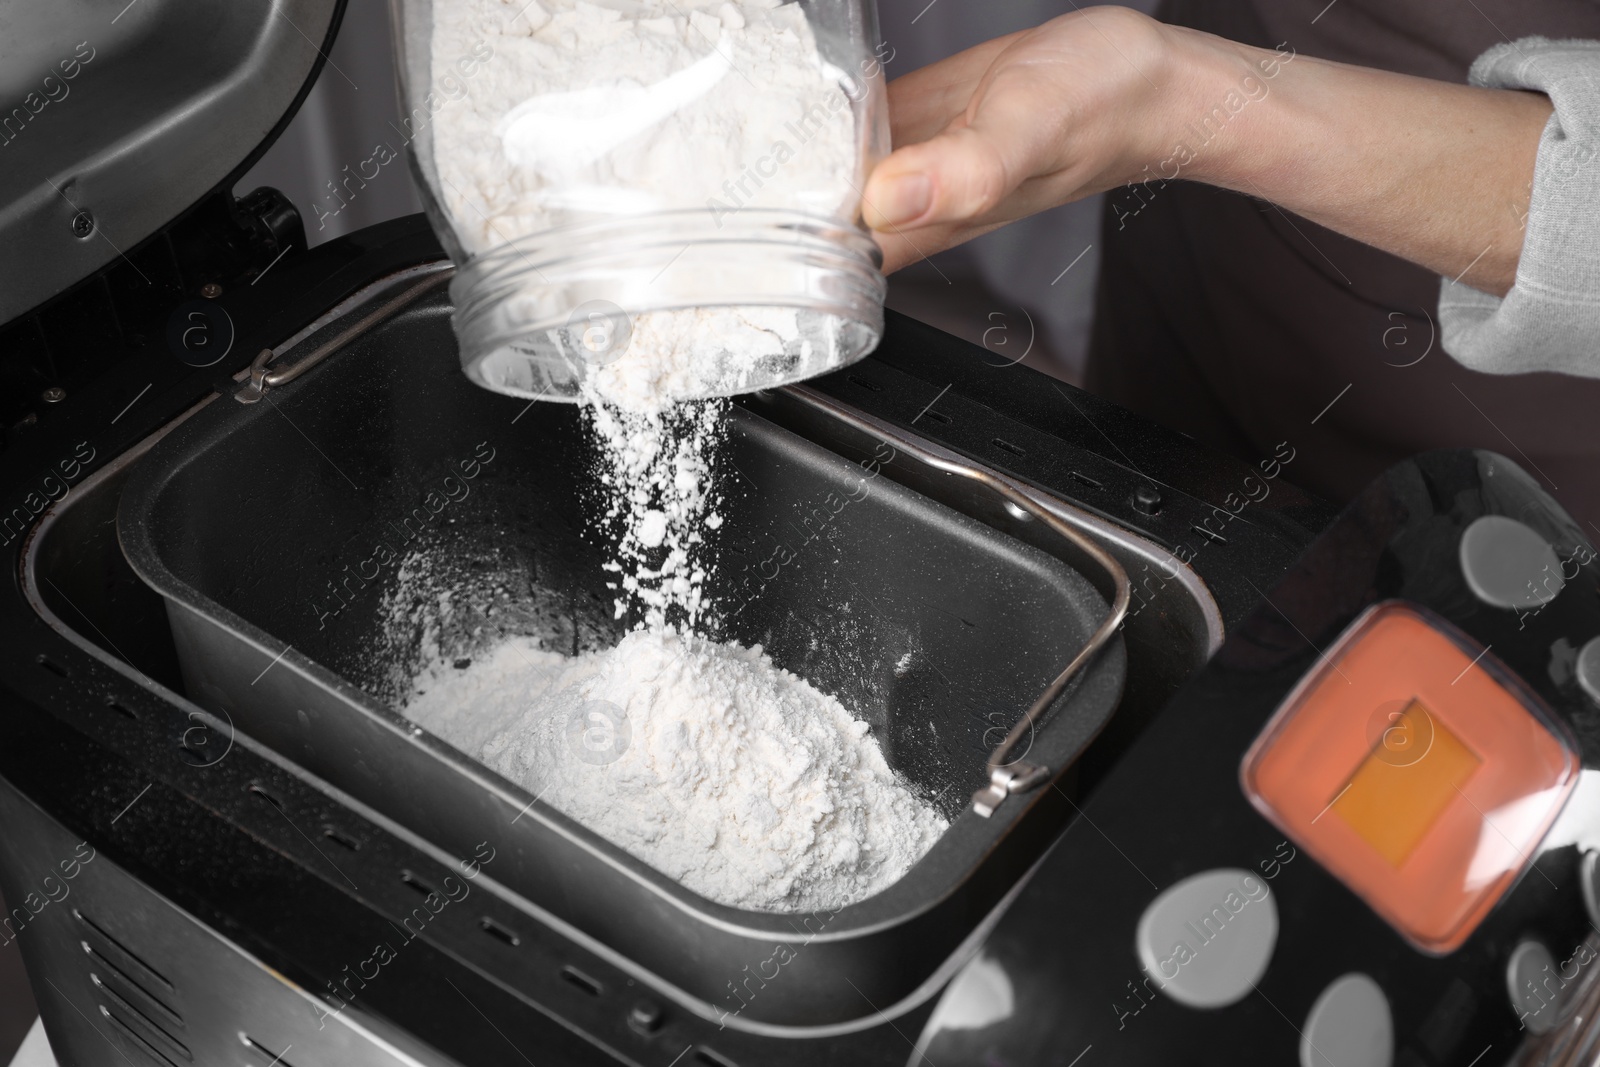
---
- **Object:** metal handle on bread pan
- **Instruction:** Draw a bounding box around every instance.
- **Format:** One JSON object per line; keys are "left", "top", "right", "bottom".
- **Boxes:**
{"left": 784, "top": 386, "right": 1131, "bottom": 818}
{"left": 234, "top": 265, "right": 454, "bottom": 403}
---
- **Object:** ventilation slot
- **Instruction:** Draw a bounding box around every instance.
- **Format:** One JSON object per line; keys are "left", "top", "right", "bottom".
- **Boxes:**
{"left": 561, "top": 966, "right": 603, "bottom": 997}
{"left": 400, "top": 870, "right": 440, "bottom": 899}
{"left": 921, "top": 410, "right": 952, "bottom": 425}
{"left": 106, "top": 698, "right": 138, "bottom": 721}
{"left": 846, "top": 373, "right": 882, "bottom": 392}
{"left": 480, "top": 917, "right": 521, "bottom": 948}
{"left": 321, "top": 825, "right": 361, "bottom": 852}
{"left": 1068, "top": 471, "right": 1103, "bottom": 491}
{"left": 991, "top": 438, "right": 1026, "bottom": 458}
{"left": 98, "top": 994, "right": 191, "bottom": 1062}
{"left": 74, "top": 911, "right": 187, "bottom": 1067}
{"left": 246, "top": 784, "right": 284, "bottom": 811}
{"left": 75, "top": 910, "right": 175, "bottom": 995}
{"left": 241, "top": 1034, "right": 301, "bottom": 1067}
{"left": 89, "top": 971, "right": 184, "bottom": 1033}
{"left": 100, "top": 1007, "right": 186, "bottom": 1067}
{"left": 695, "top": 1048, "right": 741, "bottom": 1067}
{"left": 38, "top": 656, "right": 68, "bottom": 679}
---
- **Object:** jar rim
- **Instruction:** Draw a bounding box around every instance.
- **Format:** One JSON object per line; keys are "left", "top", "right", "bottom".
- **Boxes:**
{"left": 447, "top": 208, "right": 885, "bottom": 403}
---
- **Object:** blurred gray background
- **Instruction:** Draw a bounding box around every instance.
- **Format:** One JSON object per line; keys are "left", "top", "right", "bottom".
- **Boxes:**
{"left": 0, "top": 1, "right": 1151, "bottom": 1061}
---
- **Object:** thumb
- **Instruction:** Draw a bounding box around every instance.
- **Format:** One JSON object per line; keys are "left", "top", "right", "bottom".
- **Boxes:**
{"left": 862, "top": 65, "right": 1057, "bottom": 232}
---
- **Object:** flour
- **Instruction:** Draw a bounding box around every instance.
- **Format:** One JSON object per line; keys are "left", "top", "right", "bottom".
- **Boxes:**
{"left": 432, "top": 0, "right": 857, "bottom": 250}
{"left": 431, "top": 0, "right": 862, "bottom": 406}
{"left": 413, "top": 0, "right": 933, "bottom": 910}
{"left": 405, "top": 628, "right": 948, "bottom": 912}
{"left": 432, "top": 0, "right": 862, "bottom": 616}
{"left": 585, "top": 393, "right": 725, "bottom": 628}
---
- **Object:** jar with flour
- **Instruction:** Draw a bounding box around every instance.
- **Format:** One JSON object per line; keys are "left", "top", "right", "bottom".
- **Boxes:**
{"left": 391, "top": 0, "right": 891, "bottom": 404}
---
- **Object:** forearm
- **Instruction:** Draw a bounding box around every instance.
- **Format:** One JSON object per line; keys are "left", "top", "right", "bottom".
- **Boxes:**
{"left": 1169, "top": 28, "right": 1552, "bottom": 297}
{"left": 866, "top": 8, "right": 1555, "bottom": 292}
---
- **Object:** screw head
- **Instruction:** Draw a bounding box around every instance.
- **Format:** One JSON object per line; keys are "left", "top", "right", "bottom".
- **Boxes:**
{"left": 200, "top": 282, "right": 222, "bottom": 299}
{"left": 1131, "top": 485, "right": 1163, "bottom": 516}
{"left": 70, "top": 210, "right": 94, "bottom": 238}
{"left": 41, "top": 387, "right": 66, "bottom": 404}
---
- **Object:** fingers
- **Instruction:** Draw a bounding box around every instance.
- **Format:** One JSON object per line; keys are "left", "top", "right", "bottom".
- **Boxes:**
{"left": 864, "top": 57, "right": 1060, "bottom": 234}
{"left": 873, "top": 215, "right": 1013, "bottom": 275}
{"left": 864, "top": 8, "right": 1178, "bottom": 273}
{"left": 885, "top": 30, "right": 1030, "bottom": 148}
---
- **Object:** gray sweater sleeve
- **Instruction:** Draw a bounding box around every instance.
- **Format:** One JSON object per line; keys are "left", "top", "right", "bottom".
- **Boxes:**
{"left": 1439, "top": 37, "right": 1600, "bottom": 377}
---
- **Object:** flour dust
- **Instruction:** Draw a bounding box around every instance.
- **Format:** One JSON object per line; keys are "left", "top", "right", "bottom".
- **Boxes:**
{"left": 397, "top": 0, "right": 944, "bottom": 913}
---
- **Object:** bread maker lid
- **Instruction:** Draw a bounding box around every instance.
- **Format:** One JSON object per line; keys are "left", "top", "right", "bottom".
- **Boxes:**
{"left": 0, "top": 0, "right": 345, "bottom": 325}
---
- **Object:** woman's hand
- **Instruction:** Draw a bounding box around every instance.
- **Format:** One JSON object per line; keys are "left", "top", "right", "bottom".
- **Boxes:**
{"left": 864, "top": 6, "right": 1552, "bottom": 297}
{"left": 864, "top": 7, "right": 1186, "bottom": 273}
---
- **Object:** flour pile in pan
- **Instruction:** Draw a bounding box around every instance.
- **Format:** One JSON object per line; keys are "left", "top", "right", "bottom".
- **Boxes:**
{"left": 405, "top": 627, "right": 947, "bottom": 912}
{"left": 392, "top": 344, "right": 951, "bottom": 912}
{"left": 392, "top": 376, "right": 952, "bottom": 910}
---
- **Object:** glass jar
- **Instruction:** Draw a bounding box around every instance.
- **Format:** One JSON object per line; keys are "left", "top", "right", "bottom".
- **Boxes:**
{"left": 390, "top": 0, "right": 890, "bottom": 404}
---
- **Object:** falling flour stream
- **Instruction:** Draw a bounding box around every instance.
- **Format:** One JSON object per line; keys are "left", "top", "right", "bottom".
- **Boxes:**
{"left": 403, "top": 0, "right": 947, "bottom": 912}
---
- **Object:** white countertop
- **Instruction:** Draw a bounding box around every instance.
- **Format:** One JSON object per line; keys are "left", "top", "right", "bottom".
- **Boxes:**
{"left": 8, "top": 1020, "right": 52, "bottom": 1067}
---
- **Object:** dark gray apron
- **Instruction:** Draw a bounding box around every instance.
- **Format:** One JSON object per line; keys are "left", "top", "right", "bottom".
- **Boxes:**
{"left": 1086, "top": 0, "right": 1600, "bottom": 532}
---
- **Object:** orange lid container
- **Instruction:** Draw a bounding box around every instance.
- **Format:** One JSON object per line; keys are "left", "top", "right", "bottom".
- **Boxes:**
{"left": 1241, "top": 601, "right": 1579, "bottom": 953}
